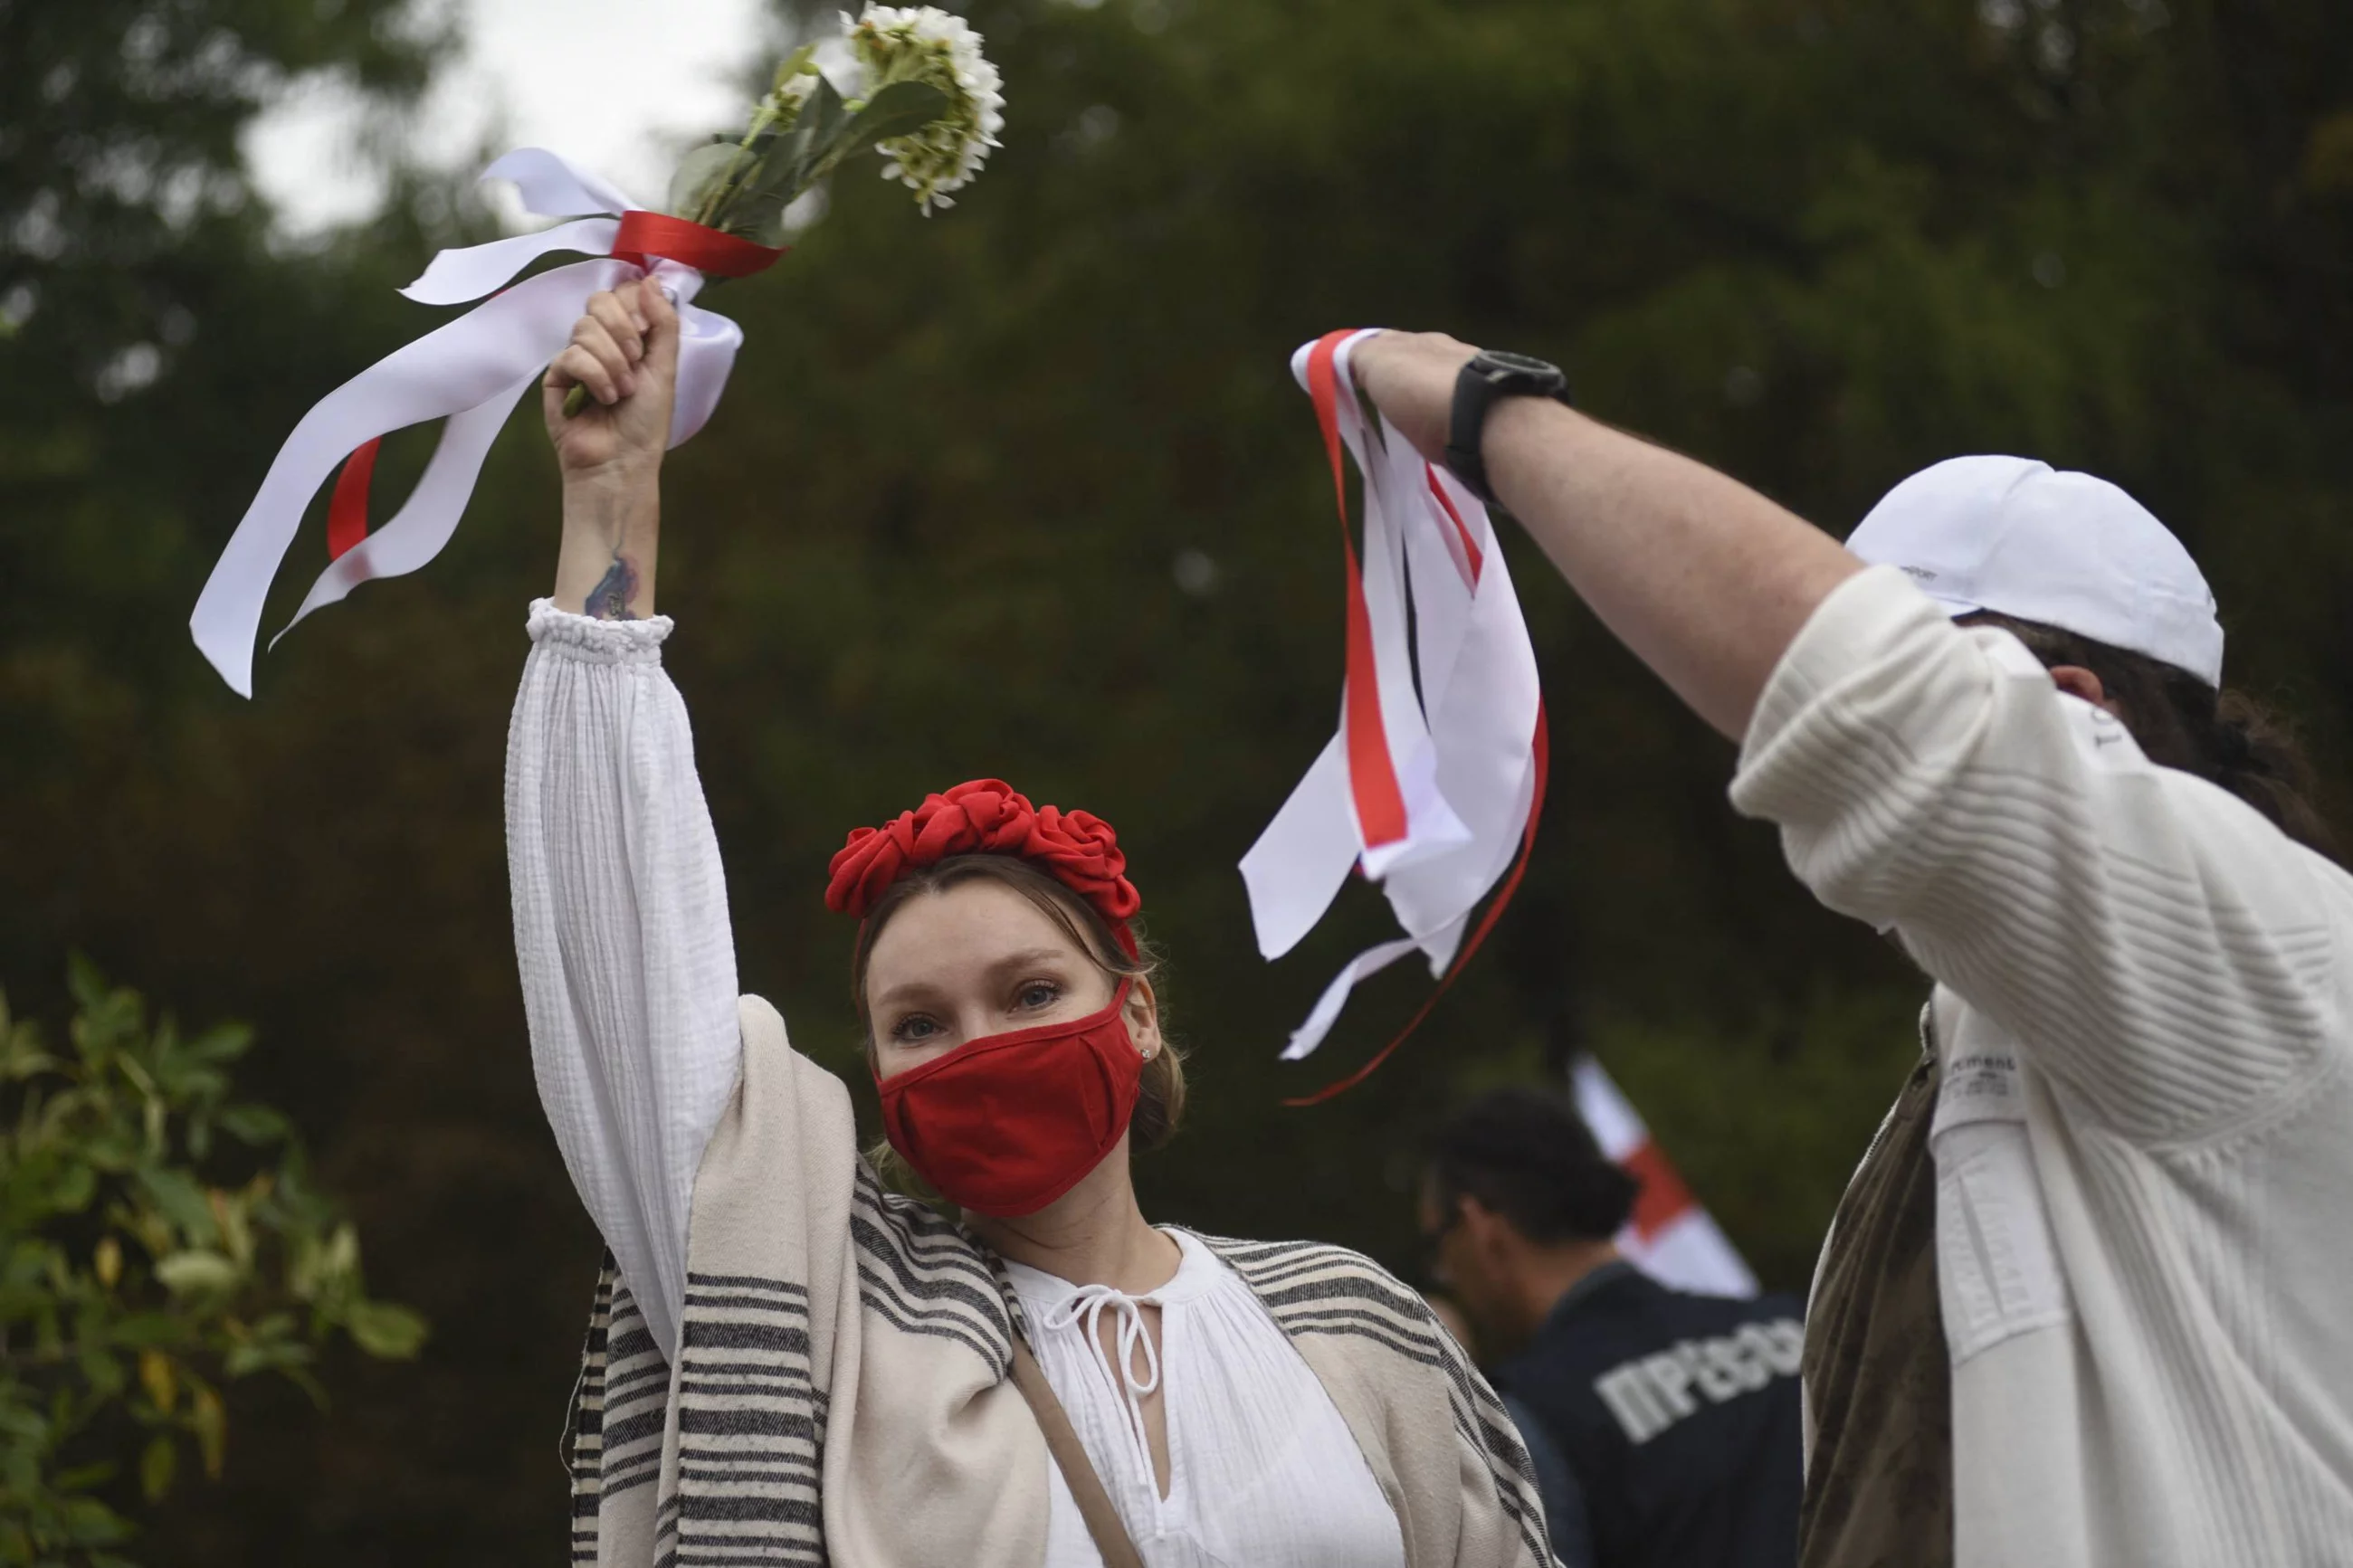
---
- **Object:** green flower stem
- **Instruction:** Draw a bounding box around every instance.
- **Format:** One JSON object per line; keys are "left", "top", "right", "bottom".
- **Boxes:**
{"left": 568, "top": 94, "right": 779, "bottom": 421}
{"left": 691, "top": 121, "right": 766, "bottom": 229}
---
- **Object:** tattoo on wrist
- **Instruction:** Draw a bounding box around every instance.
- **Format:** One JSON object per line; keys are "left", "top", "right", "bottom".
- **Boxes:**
{"left": 585, "top": 552, "right": 640, "bottom": 620}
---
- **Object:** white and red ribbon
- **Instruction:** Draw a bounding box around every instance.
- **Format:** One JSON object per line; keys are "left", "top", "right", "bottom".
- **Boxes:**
{"left": 1242, "top": 329, "right": 1548, "bottom": 1100}
{"left": 190, "top": 148, "right": 781, "bottom": 697}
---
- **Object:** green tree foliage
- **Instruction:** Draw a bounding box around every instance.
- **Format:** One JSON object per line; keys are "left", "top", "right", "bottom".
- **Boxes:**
{"left": 0, "top": 962, "right": 425, "bottom": 1565}
{"left": 0, "top": 0, "right": 2347, "bottom": 1558}
{"left": 1, "top": 0, "right": 440, "bottom": 364}
{"left": 1, "top": 0, "right": 452, "bottom": 884}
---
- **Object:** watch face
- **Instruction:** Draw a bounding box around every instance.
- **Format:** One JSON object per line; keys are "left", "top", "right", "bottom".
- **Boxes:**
{"left": 1479, "top": 350, "right": 1556, "bottom": 375}
{"left": 1473, "top": 349, "right": 1566, "bottom": 394}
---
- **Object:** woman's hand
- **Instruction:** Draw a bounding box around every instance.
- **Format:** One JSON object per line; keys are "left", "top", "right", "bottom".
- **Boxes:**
{"left": 546, "top": 279, "right": 677, "bottom": 618}
{"left": 542, "top": 279, "right": 681, "bottom": 485}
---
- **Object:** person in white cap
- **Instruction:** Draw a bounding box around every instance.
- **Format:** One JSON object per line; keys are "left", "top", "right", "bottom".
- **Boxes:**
{"left": 1348, "top": 332, "right": 2350, "bottom": 1568}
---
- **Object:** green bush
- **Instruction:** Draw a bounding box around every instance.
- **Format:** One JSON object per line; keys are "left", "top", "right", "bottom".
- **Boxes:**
{"left": 0, "top": 961, "right": 426, "bottom": 1566}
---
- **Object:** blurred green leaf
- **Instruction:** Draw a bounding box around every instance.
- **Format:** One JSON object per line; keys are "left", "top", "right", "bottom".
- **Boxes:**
{"left": 841, "top": 79, "right": 951, "bottom": 151}
{"left": 106, "top": 1313, "right": 188, "bottom": 1348}
{"left": 52, "top": 1460, "right": 118, "bottom": 1493}
{"left": 343, "top": 1300, "right": 429, "bottom": 1360}
{"left": 133, "top": 1169, "right": 217, "bottom": 1246}
{"left": 223, "top": 1337, "right": 311, "bottom": 1378}
{"left": 60, "top": 1494, "right": 133, "bottom": 1543}
{"left": 214, "top": 1104, "right": 289, "bottom": 1146}
{"left": 0, "top": 1402, "right": 51, "bottom": 1441}
{"left": 75, "top": 1346, "right": 124, "bottom": 1399}
{"left": 136, "top": 1435, "right": 174, "bottom": 1504}
{"left": 183, "top": 1026, "right": 253, "bottom": 1067}
{"left": 189, "top": 1385, "right": 226, "bottom": 1480}
{"left": 152, "top": 1251, "right": 238, "bottom": 1296}
{"left": 51, "top": 1162, "right": 97, "bottom": 1212}
{"left": 665, "top": 142, "right": 751, "bottom": 225}
{"left": 787, "top": 74, "right": 853, "bottom": 182}
{"left": 728, "top": 72, "right": 853, "bottom": 237}
{"left": 63, "top": 956, "right": 110, "bottom": 1019}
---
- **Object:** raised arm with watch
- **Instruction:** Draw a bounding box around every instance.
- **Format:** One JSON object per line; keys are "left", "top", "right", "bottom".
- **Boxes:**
{"left": 1351, "top": 329, "right": 1860, "bottom": 740}
{"left": 1354, "top": 318, "right": 2353, "bottom": 1568}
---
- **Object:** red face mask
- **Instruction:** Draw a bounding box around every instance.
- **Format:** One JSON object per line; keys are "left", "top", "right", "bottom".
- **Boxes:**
{"left": 874, "top": 980, "right": 1144, "bottom": 1218}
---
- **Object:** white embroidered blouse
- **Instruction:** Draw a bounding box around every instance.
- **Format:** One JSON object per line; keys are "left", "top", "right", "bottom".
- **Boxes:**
{"left": 508, "top": 601, "right": 1408, "bottom": 1566}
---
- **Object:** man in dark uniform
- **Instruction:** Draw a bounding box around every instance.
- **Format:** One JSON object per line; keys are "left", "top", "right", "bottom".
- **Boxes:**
{"left": 1425, "top": 1088, "right": 1805, "bottom": 1568}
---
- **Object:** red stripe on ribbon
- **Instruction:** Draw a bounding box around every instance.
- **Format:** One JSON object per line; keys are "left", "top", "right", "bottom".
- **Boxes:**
{"left": 1623, "top": 1138, "right": 1698, "bottom": 1242}
{"left": 1425, "top": 465, "right": 1485, "bottom": 584}
{"left": 610, "top": 210, "right": 787, "bottom": 280}
{"left": 1306, "top": 330, "right": 1409, "bottom": 850}
{"left": 1286, "top": 701, "right": 1551, "bottom": 1107}
{"left": 327, "top": 436, "right": 382, "bottom": 561}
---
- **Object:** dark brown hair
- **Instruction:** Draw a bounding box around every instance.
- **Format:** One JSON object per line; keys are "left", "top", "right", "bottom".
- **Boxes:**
{"left": 1428, "top": 1087, "right": 1639, "bottom": 1244}
{"left": 1965, "top": 613, "right": 2339, "bottom": 860}
{"left": 851, "top": 853, "right": 1188, "bottom": 1155}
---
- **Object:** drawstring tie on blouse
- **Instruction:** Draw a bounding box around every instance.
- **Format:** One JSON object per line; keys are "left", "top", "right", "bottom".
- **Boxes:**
{"left": 1045, "top": 1283, "right": 1162, "bottom": 1484}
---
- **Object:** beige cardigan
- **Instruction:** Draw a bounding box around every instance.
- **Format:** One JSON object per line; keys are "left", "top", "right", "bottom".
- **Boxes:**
{"left": 561, "top": 993, "right": 1556, "bottom": 1568}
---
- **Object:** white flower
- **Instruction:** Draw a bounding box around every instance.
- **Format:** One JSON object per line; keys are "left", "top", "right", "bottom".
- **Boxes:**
{"left": 843, "top": 5, "right": 1005, "bottom": 214}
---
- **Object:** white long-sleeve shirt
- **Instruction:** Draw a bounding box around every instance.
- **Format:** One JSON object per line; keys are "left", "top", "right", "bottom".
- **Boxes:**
{"left": 1731, "top": 566, "right": 2353, "bottom": 1568}
{"left": 505, "top": 601, "right": 739, "bottom": 1360}
{"left": 504, "top": 601, "right": 1407, "bottom": 1568}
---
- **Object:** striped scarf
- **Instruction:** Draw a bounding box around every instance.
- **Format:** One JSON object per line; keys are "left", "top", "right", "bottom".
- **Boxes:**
{"left": 560, "top": 995, "right": 1554, "bottom": 1568}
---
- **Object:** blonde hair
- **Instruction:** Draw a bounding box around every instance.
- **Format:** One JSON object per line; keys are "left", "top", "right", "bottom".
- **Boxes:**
{"left": 851, "top": 854, "right": 1188, "bottom": 1194}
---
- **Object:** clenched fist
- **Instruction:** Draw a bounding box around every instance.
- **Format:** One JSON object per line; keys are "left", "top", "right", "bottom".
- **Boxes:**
{"left": 1347, "top": 330, "right": 1481, "bottom": 464}
{"left": 542, "top": 278, "right": 681, "bottom": 485}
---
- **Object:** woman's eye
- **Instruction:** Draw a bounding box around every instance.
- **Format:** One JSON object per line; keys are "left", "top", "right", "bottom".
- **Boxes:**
{"left": 892, "top": 1015, "right": 939, "bottom": 1041}
{"left": 1017, "top": 981, "right": 1061, "bottom": 1010}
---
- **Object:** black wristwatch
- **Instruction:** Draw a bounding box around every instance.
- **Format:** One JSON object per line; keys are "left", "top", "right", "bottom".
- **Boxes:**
{"left": 1445, "top": 350, "right": 1573, "bottom": 508}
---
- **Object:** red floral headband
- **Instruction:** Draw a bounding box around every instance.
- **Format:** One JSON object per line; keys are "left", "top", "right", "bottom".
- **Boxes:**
{"left": 824, "top": 779, "right": 1142, "bottom": 954}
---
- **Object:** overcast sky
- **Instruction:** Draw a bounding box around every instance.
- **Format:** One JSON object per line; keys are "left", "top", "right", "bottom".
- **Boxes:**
{"left": 244, "top": 0, "right": 782, "bottom": 233}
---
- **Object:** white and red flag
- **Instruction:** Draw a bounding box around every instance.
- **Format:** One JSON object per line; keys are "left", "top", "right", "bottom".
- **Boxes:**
{"left": 1240, "top": 329, "right": 1548, "bottom": 1100}
{"left": 1572, "top": 1056, "right": 1758, "bottom": 1298}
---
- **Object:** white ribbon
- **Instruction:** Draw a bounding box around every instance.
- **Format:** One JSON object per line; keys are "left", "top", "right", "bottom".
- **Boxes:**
{"left": 1241, "top": 331, "right": 1544, "bottom": 1061}
{"left": 190, "top": 148, "right": 753, "bottom": 696}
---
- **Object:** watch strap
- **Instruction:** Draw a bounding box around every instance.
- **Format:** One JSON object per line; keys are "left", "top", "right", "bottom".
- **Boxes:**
{"left": 1443, "top": 352, "right": 1570, "bottom": 508}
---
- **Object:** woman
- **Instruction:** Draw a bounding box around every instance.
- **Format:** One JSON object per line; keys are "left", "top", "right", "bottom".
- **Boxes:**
{"left": 507, "top": 279, "right": 1553, "bottom": 1568}
{"left": 1346, "top": 333, "right": 2353, "bottom": 1568}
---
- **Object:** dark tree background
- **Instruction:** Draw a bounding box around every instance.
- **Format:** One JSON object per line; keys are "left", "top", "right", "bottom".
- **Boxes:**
{"left": 5, "top": 0, "right": 2349, "bottom": 1558}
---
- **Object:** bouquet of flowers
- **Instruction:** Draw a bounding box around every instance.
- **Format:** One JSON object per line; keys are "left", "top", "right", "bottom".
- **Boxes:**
{"left": 563, "top": 5, "right": 1008, "bottom": 413}
{"left": 192, "top": 5, "right": 1004, "bottom": 696}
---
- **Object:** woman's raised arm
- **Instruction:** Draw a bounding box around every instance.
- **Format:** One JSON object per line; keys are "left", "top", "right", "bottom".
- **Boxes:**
{"left": 544, "top": 278, "right": 674, "bottom": 617}
{"left": 507, "top": 280, "right": 741, "bottom": 1361}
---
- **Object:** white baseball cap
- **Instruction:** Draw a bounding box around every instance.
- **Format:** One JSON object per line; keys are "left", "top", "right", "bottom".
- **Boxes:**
{"left": 1846, "top": 455, "right": 2224, "bottom": 688}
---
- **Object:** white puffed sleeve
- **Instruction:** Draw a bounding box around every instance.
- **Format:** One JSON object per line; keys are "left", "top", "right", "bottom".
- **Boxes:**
{"left": 505, "top": 600, "right": 743, "bottom": 1360}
